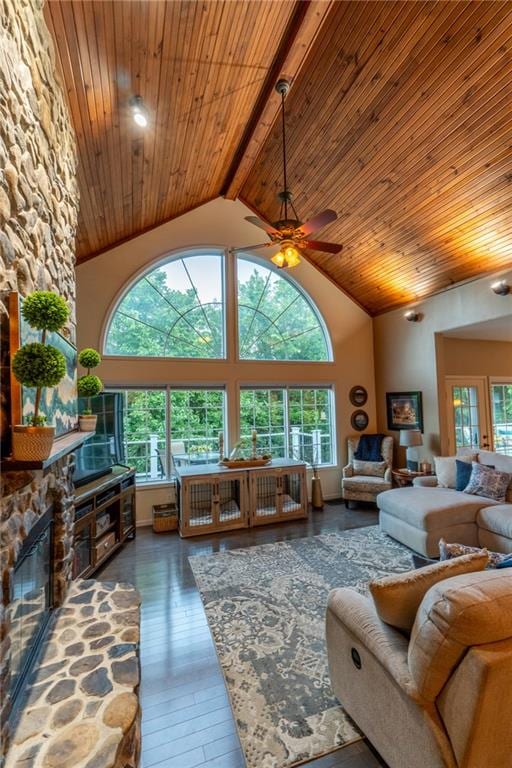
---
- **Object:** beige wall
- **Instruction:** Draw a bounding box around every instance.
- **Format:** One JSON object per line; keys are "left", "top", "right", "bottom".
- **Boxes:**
{"left": 440, "top": 338, "right": 512, "bottom": 377}
{"left": 76, "top": 197, "right": 375, "bottom": 522}
{"left": 374, "top": 267, "right": 512, "bottom": 465}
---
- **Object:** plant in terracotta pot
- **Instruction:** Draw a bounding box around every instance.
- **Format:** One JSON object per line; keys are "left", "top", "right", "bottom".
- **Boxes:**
{"left": 77, "top": 348, "right": 103, "bottom": 431}
{"left": 11, "top": 291, "right": 70, "bottom": 461}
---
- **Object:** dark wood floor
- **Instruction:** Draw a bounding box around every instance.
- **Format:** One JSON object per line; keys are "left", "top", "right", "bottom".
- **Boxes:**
{"left": 99, "top": 502, "right": 387, "bottom": 768}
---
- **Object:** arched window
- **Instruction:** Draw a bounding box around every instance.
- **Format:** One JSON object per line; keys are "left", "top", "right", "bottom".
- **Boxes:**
{"left": 237, "top": 256, "right": 330, "bottom": 361}
{"left": 104, "top": 250, "right": 331, "bottom": 361}
{"left": 105, "top": 253, "right": 224, "bottom": 358}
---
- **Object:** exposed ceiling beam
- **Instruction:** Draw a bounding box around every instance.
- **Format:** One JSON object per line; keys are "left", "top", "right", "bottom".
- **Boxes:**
{"left": 221, "top": 0, "right": 334, "bottom": 201}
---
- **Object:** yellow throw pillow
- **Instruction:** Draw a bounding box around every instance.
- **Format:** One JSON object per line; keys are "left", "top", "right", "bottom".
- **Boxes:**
{"left": 369, "top": 551, "right": 489, "bottom": 634}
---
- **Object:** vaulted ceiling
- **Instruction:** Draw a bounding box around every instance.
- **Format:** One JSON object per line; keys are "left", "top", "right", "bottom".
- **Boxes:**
{"left": 45, "top": 0, "right": 512, "bottom": 315}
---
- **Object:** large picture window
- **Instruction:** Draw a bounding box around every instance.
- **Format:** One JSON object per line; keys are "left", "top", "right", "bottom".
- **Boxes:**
{"left": 105, "top": 253, "right": 224, "bottom": 358}
{"left": 240, "top": 387, "right": 334, "bottom": 466}
{"left": 237, "top": 257, "right": 330, "bottom": 361}
{"left": 104, "top": 251, "right": 330, "bottom": 362}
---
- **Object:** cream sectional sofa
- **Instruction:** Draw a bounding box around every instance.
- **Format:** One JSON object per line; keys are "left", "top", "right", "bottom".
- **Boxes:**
{"left": 377, "top": 450, "right": 512, "bottom": 557}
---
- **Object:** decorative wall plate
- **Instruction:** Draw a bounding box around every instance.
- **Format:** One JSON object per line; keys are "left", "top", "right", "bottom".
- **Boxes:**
{"left": 351, "top": 410, "right": 369, "bottom": 431}
{"left": 349, "top": 385, "right": 368, "bottom": 407}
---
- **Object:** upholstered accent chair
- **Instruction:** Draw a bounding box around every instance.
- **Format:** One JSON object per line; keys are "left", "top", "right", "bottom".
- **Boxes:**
{"left": 342, "top": 435, "right": 393, "bottom": 507}
{"left": 326, "top": 569, "right": 512, "bottom": 768}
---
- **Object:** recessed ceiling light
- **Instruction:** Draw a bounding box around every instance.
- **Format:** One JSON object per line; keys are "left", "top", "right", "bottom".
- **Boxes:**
{"left": 129, "top": 95, "right": 148, "bottom": 128}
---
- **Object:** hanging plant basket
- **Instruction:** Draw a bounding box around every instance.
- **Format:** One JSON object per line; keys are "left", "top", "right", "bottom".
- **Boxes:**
{"left": 12, "top": 425, "right": 55, "bottom": 462}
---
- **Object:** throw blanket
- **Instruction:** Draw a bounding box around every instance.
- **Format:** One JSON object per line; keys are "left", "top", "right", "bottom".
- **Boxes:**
{"left": 354, "top": 434, "right": 385, "bottom": 461}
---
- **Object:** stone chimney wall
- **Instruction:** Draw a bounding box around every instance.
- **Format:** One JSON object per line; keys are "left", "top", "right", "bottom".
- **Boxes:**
{"left": 0, "top": 0, "right": 78, "bottom": 754}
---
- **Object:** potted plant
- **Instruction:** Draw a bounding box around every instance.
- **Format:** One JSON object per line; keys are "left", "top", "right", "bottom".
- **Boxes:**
{"left": 77, "top": 348, "right": 103, "bottom": 431}
{"left": 11, "top": 291, "right": 70, "bottom": 461}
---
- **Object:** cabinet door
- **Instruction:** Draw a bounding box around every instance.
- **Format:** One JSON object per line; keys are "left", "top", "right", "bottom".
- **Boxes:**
{"left": 250, "top": 467, "right": 307, "bottom": 525}
{"left": 180, "top": 473, "right": 247, "bottom": 536}
{"left": 73, "top": 521, "right": 93, "bottom": 579}
{"left": 121, "top": 489, "right": 136, "bottom": 538}
{"left": 278, "top": 469, "right": 307, "bottom": 519}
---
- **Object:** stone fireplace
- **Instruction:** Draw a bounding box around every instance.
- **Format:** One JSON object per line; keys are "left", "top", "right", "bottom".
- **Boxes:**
{"left": 1, "top": 0, "right": 79, "bottom": 755}
{"left": 0, "top": 457, "right": 76, "bottom": 754}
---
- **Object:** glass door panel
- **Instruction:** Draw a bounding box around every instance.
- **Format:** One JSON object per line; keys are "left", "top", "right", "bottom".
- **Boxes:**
{"left": 491, "top": 382, "right": 512, "bottom": 456}
{"left": 445, "top": 377, "right": 491, "bottom": 454}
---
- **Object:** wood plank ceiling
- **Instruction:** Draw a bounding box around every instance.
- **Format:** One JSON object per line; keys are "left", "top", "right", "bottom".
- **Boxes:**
{"left": 45, "top": 0, "right": 512, "bottom": 315}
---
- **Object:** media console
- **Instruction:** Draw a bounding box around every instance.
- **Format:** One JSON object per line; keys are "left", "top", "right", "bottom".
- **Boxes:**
{"left": 72, "top": 464, "right": 136, "bottom": 578}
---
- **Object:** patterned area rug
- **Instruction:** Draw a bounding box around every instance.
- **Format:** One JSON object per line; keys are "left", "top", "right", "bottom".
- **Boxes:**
{"left": 189, "top": 526, "right": 414, "bottom": 768}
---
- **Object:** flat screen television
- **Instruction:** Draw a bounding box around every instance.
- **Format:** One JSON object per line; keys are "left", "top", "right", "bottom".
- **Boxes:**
{"left": 73, "top": 392, "right": 124, "bottom": 487}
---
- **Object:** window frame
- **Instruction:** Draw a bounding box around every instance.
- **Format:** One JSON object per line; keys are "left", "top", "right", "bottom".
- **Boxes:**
{"left": 101, "top": 249, "right": 333, "bottom": 365}
{"left": 102, "top": 248, "right": 227, "bottom": 362}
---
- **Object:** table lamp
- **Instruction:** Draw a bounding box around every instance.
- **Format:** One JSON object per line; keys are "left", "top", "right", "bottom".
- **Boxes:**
{"left": 400, "top": 429, "right": 423, "bottom": 471}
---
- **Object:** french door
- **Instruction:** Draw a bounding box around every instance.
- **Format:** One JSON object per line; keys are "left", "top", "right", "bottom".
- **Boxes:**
{"left": 445, "top": 377, "right": 492, "bottom": 454}
{"left": 490, "top": 380, "right": 512, "bottom": 456}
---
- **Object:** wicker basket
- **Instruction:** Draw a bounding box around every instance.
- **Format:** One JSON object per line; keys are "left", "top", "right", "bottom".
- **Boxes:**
{"left": 152, "top": 502, "right": 178, "bottom": 533}
{"left": 12, "top": 426, "right": 55, "bottom": 461}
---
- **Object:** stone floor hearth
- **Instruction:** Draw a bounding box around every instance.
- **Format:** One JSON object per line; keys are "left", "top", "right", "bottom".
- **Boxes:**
{"left": 5, "top": 580, "right": 141, "bottom": 768}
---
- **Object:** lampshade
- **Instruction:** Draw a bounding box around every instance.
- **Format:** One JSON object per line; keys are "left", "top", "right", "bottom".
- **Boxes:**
{"left": 399, "top": 429, "right": 423, "bottom": 447}
{"left": 271, "top": 240, "right": 301, "bottom": 269}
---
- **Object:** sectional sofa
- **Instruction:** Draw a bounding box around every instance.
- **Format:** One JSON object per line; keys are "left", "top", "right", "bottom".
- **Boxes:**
{"left": 377, "top": 449, "right": 512, "bottom": 558}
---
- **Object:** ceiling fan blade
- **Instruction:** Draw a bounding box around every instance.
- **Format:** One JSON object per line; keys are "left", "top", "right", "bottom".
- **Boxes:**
{"left": 245, "top": 216, "right": 279, "bottom": 235}
{"left": 297, "top": 209, "right": 337, "bottom": 236}
{"left": 304, "top": 240, "right": 343, "bottom": 254}
{"left": 231, "top": 243, "right": 273, "bottom": 253}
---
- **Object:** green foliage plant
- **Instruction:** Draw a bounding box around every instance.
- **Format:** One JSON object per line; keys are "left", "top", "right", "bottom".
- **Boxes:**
{"left": 12, "top": 291, "right": 70, "bottom": 426}
{"left": 77, "top": 347, "right": 103, "bottom": 411}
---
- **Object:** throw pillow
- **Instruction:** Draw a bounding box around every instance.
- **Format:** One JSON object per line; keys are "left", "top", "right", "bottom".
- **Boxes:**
{"left": 463, "top": 462, "right": 510, "bottom": 502}
{"left": 434, "top": 454, "right": 472, "bottom": 489}
{"left": 352, "top": 459, "right": 387, "bottom": 477}
{"left": 439, "top": 538, "right": 508, "bottom": 568}
{"left": 368, "top": 551, "right": 489, "bottom": 634}
{"left": 497, "top": 554, "right": 512, "bottom": 569}
{"left": 455, "top": 459, "right": 473, "bottom": 492}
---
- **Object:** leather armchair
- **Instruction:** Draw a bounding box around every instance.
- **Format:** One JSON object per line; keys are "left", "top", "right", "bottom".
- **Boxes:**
{"left": 342, "top": 435, "right": 393, "bottom": 507}
{"left": 326, "top": 569, "right": 512, "bottom": 768}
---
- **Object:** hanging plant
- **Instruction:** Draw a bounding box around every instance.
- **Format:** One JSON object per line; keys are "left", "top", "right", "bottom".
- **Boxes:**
{"left": 11, "top": 291, "right": 70, "bottom": 460}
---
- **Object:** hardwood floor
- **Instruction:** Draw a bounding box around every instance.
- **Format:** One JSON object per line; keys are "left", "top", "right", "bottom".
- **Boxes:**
{"left": 99, "top": 501, "right": 387, "bottom": 768}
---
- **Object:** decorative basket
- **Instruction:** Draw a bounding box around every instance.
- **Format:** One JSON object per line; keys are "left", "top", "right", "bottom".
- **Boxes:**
{"left": 152, "top": 502, "right": 178, "bottom": 533}
{"left": 219, "top": 458, "right": 271, "bottom": 469}
{"left": 12, "top": 426, "right": 55, "bottom": 461}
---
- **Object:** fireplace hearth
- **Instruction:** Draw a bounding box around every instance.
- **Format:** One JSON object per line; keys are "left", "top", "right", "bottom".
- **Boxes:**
{"left": 8, "top": 506, "right": 54, "bottom": 715}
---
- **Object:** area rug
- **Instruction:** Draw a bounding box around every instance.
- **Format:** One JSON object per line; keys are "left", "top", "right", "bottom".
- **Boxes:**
{"left": 189, "top": 526, "right": 413, "bottom": 768}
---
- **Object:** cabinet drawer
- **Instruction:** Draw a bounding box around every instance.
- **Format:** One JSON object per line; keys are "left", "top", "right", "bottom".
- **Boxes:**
{"left": 95, "top": 531, "right": 116, "bottom": 561}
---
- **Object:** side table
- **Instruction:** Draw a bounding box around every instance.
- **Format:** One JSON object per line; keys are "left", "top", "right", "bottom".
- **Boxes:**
{"left": 392, "top": 468, "right": 433, "bottom": 488}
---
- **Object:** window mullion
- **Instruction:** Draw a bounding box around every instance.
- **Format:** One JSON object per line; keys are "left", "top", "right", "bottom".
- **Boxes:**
{"left": 284, "top": 387, "right": 290, "bottom": 460}
{"left": 165, "top": 385, "right": 172, "bottom": 479}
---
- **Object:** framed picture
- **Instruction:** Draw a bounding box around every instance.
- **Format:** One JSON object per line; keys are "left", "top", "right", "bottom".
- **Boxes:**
{"left": 351, "top": 409, "right": 369, "bottom": 431}
{"left": 349, "top": 385, "right": 367, "bottom": 407}
{"left": 9, "top": 292, "right": 78, "bottom": 436}
{"left": 386, "top": 391, "right": 423, "bottom": 431}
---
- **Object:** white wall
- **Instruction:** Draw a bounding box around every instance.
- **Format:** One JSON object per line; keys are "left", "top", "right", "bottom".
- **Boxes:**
{"left": 76, "top": 198, "right": 376, "bottom": 524}
{"left": 374, "top": 268, "right": 512, "bottom": 464}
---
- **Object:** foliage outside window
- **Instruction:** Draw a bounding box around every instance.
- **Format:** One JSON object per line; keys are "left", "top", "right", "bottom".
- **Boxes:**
{"left": 240, "top": 387, "right": 334, "bottom": 466}
{"left": 491, "top": 383, "right": 512, "bottom": 456}
{"left": 237, "top": 258, "right": 329, "bottom": 361}
{"left": 169, "top": 390, "right": 225, "bottom": 469}
{"left": 104, "top": 251, "right": 330, "bottom": 362}
{"left": 105, "top": 254, "right": 224, "bottom": 358}
{"left": 121, "top": 390, "right": 167, "bottom": 480}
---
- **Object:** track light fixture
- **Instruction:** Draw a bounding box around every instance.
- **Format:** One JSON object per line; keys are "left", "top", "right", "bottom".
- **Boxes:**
{"left": 491, "top": 280, "right": 510, "bottom": 296}
{"left": 129, "top": 95, "right": 148, "bottom": 128}
{"left": 404, "top": 310, "right": 421, "bottom": 322}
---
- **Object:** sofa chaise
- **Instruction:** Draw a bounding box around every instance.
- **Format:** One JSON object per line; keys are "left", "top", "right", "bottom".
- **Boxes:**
{"left": 377, "top": 450, "right": 512, "bottom": 557}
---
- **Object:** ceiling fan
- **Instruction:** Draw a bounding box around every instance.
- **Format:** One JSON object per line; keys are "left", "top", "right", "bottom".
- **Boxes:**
{"left": 234, "top": 79, "right": 343, "bottom": 268}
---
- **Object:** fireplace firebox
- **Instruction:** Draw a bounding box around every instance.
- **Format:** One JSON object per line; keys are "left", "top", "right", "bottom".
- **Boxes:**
{"left": 8, "top": 506, "right": 54, "bottom": 711}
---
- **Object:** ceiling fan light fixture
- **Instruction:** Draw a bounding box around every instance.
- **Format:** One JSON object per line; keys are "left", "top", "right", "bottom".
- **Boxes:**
{"left": 271, "top": 240, "right": 301, "bottom": 269}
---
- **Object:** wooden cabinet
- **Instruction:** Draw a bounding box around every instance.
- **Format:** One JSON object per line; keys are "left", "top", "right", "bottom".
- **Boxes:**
{"left": 72, "top": 465, "right": 136, "bottom": 579}
{"left": 176, "top": 460, "right": 307, "bottom": 537}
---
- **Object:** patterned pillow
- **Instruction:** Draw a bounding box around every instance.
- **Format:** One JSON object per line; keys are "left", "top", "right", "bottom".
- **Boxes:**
{"left": 463, "top": 462, "right": 510, "bottom": 502}
{"left": 352, "top": 459, "right": 387, "bottom": 477}
{"left": 439, "top": 538, "right": 508, "bottom": 568}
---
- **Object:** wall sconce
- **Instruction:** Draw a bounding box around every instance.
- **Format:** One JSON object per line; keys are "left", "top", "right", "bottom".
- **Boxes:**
{"left": 491, "top": 280, "right": 510, "bottom": 296}
{"left": 129, "top": 95, "right": 148, "bottom": 127}
{"left": 404, "top": 309, "right": 421, "bottom": 322}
